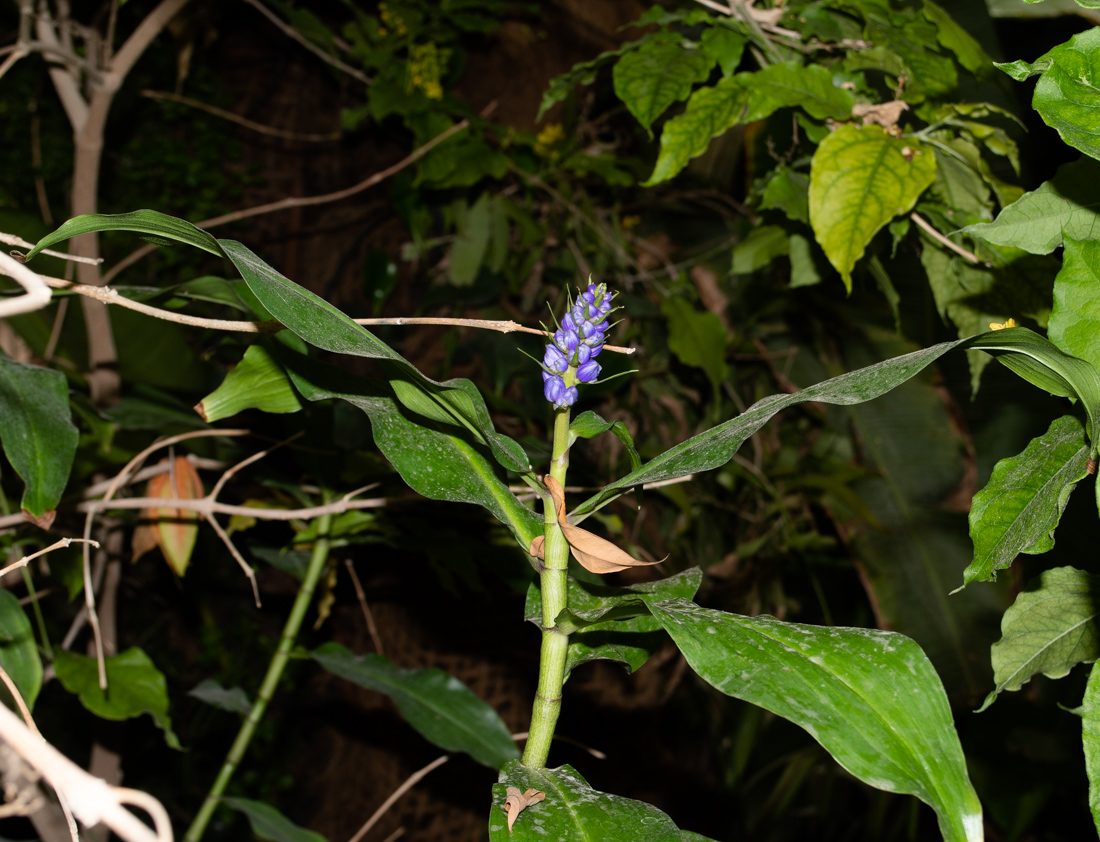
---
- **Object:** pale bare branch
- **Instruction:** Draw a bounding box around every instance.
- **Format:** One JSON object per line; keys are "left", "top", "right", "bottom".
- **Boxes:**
{"left": 0, "top": 252, "right": 51, "bottom": 317}
{"left": 347, "top": 755, "right": 449, "bottom": 842}
{"left": 242, "top": 0, "right": 372, "bottom": 85}
{"left": 141, "top": 90, "right": 342, "bottom": 142}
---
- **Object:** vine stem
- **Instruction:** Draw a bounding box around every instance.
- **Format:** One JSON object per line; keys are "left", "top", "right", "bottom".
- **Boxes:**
{"left": 522, "top": 408, "right": 572, "bottom": 769}
{"left": 183, "top": 500, "right": 335, "bottom": 842}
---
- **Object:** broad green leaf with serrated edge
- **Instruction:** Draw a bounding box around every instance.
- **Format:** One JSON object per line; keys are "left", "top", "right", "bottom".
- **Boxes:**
{"left": 0, "top": 353, "right": 78, "bottom": 518}
{"left": 965, "top": 157, "right": 1100, "bottom": 254}
{"left": 741, "top": 61, "right": 857, "bottom": 122}
{"left": 923, "top": 1, "right": 992, "bottom": 76}
{"left": 963, "top": 416, "right": 1089, "bottom": 588}
{"left": 809, "top": 125, "right": 936, "bottom": 289}
{"left": 281, "top": 351, "right": 540, "bottom": 550}
{"left": 646, "top": 598, "right": 983, "bottom": 842}
{"left": 646, "top": 77, "right": 749, "bottom": 184}
{"left": 312, "top": 643, "right": 518, "bottom": 769}
{"left": 1000, "top": 28, "right": 1100, "bottom": 161}
{"left": 0, "top": 591, "right": 41, "bottom": 711}
{"left": 524, "top": 569, "right": 702, "bottom": 674}
{"left": 53, "top": 647, "right": 179, "bottom": 748}
{"left": 613, "top": 41, "right": 714, "bottom": 135}
{"left": 700, "top": 26, "right": 746, "bottom": 77}
{"left": 1050, "top": 236, "right": 1100, "bottom": 372}
{"left": 662, "top": 298, "right": 728, "bottom": 394}
{"left": 22, "top": 209, "right": 225, "bottom": 261}
{"left": 981, "top": 567, "right": 1100, "bottom": 711}
{"left": 568, "top": 410, "right": 641, "bottom": 474}
{"left": 572, "top": 335, "right": 974, "bottom": 518}
{"left": 223, "top": 798, "right": 326, "bottom": 842}
{"left": 1079, "top": 661, "right": 1100, "bottom": 833}
{"left": 489, "top": 761, "right": 681, "bottom": 841}
{"left": 196, "top": 345, "right": 302, "bottom": 422}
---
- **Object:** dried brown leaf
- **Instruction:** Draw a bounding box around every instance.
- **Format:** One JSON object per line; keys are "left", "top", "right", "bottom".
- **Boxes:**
{"left": 21, "top": 509, "right": 55, "bottom": 531}
{"left": 504, "top": 786, "right": 546, "bottom": 832}
{"left": 851, "top": 100, "right": 908, "bottom": 136}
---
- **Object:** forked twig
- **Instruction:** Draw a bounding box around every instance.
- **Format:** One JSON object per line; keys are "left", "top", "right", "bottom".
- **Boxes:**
{"left": 0, "top": 538, "right": 100, "bottom": 581}
{"left": 347, "top": 755, "right": 450, "bottom": 842}
{"left": 344, "top": 560, "right": 383, "bottom": 655}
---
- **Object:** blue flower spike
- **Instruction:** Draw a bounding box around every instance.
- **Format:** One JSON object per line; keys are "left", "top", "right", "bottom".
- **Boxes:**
{"left": 540, "top": 281, "right": 614, "bottom": 409}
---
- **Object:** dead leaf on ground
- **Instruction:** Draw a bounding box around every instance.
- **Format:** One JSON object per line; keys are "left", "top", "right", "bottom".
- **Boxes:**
{"left": 504, "top": 786, "right": 546, "bottom": 832}
{"left": 529, "top": 476, "right": 667, "bottom": 574}
{"left": 851, "top": 101, "right": 908, "bottom": 136}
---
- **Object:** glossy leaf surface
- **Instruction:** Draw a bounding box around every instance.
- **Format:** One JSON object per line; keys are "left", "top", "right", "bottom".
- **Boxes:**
{"left": 568, "top": 411, "right": 641, "bottom": 474}
{"left": 22, "top": 208, "right": 225, "bottom": 261}
{"left": 982, "top": 567, "right": 1100, "bottom": 710}
{"left": 196, "top": 344, "right": 302, "bottom": 422}
{"left": 53, "top": 647, "right": 179, "bottom": 747}
{"left": 223, "top": 797, "right": 327, "bottom": 842}
{"left": 312, "top": 643, "right": 519, "bottom": 769}
{"left": 0, "top": 591, "right": 41, "bottom": 711}
{"left": 0, "top": 353, "right": 79, "bottom": 518}
{"left": 809, "top": 125, "right": 936, "bottom": 289}
{"left": 647, "top": 599, "right": 983, "bottom": 842}
{"left": 964, "top": 416, "right": 1089, "bottom": 587}
{"left": 489, "top": 760, "right": 681, "bottom": 841}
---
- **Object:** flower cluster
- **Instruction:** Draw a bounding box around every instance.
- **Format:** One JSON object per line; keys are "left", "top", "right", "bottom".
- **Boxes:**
{"left": 541, "top": 283, "right": 613, "bottom": 409}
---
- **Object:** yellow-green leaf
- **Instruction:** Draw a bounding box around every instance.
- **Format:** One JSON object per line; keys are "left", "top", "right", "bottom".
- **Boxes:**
{"left": 196, "top": 344, "right": 302, "bottom": 423}
{"left": 809, "top": 125, "right": 936, "bottom": 290}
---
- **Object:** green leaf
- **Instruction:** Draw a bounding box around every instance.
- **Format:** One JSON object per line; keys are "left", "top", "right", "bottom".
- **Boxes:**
{"left": 450, "top": 194, "right": 491, "bottom": 286}
{"left": 982, "top": 567, "right": 1100, "bottom": 710}
{"left": 0, "top": 591, "right": 41, "bottom": 711}
{"left": 282, "top": 352, "right": 540, "bottom": 550}
{"left": 0, "top": 353, "right": 79, "bottom": 517}
{"left": 964, "top": 157, "right": 1100, "bottom": 255}
{"left": 1020, "top": 28, "right": 1100, "bottom": 161}
{"left": 662, "top": 298, "right": 729, "bottom": 395}
{"left": 23, "top": 209, "right": 226, "bottom": 262}
{"left": 963, "top": 416, "right": 1090, "bottom": 588}
{"left": 222, "top": 797, "right": 327, "bottom": 842}
{"left": 700, "top": 26, "right": 746, "bottom": 77}
{"left": 573, "top": 336, "right": 972, "bottom": 518}
{"left": 1080, "top": 661, "right": 1100, "bottom": 833}
{"left": 809, "top": 126, "right": 936, "bottom": 289}
{"left": 53, "top": 647, "right": 179, "bottom": 748}
{"left": 646, "top": 598, "right": 983, "bottom": 842}
{"left": 524, "top": 569, "right": 703, "bottom": 675}
{"left": 312, "top": 643, "right": 519, "bottom": 769}
{"left": 646, "top": 77, "right": 749, "bottom": 184}
{"left": 741, "top": 61, "right": 857, "bottom": 122}
{"left": 489, "top": 760, "right": 681, "bottom": 841}
{"left": 731, "top": 225, "right": 790, "bottom": 273}
{"left": 788, "top": 233, "right": 822, "bottom": 288}
{"left": 759, "top": 167, "right": 810, "bottom": 224}
{"left": 613, "top": 41, "right": 714, "bottom": 135}
{"left": 1050, "top": 236, "right": 1100, "bottom": 373}
{"left": 196, "top": 344, "right": 302, "bottom": 423}
{"left": 568, "top": 411, "right": 641, "bottom": 474}
{"left": 923, "top": 1, "right": 992, "bottom": 76}
{"left": 188, "top": 679, "right": 251, "bottom": 715}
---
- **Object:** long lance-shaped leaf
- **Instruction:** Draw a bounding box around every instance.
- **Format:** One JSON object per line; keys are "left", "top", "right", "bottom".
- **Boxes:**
{"left": 981, "top": 566, "right": 1100, "bottom": 712}
{"left": 23, "top": 212, "right": 531, "bottom": 476}
{"left": 962, "top": 415, "right": 1090, "bottom": 589}
{"left": 489, "top": 760, "right": 681, "bottom": 841}
{"left": 280, "top": 350, "right": 540, "bottom": 551}
{"left": 646, "top": 598, "right": 984, "bottom": 842}
{"left": 313, "top": 644, "right": 519, "bottom": 770}
{"left": 0, "top": 353, "right": 79, "bottom": 519}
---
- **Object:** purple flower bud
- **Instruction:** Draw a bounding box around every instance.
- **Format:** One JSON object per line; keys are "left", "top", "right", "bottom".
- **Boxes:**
{"left": 593, "top": 319, "right": 609, "bottom": 333}
{"left": 581, "top": 290, "right": 595, "bottom": 304}
{"left": 576, "top": 360, "right": 601, "bottom": 383}
{"left": 543, "top": 374, "right": 567, "bottom": 405}
{"left": 579, "top": 320, "right": 597, "bottom": 342}
{"left": 543, "top": 344, "right": 568, "bottom": 374}
{"left": 561, "top": 313, "right": 577, "bottom": 332}
{"left": 589, "top": 343, "right": 604, "bottom": 357}
{"left": 576, "top": 344, "right": 591, "bottom": 365}
{"left": 554, "top": 329, "right": 579, "bottom": 354}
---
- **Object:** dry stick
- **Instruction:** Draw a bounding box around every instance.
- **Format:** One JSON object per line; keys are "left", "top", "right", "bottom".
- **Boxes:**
{"left": 379, "top": 830, "right": 404, "bottom": 842}
{"left": 344, "top": 560, "right": 384, "bottom": 655}
{"left": 0, "top": 251, "right": 51, "bottom": 317}
{"left": 0, "top": 232, "right": 102, "bottom": 264}
{"left": 0, "top": 538, "right": 100, "bottom": 581}
{"left": 510, "top": 731, "right": 607, "bottom": 760}
{"left": 347, "top": 755, "right": 450, "bottom": 842}
{"left": 76, "top": 496, "right": 387, "bottom": 519}
{"left": 208, "top": 432, "right": 302, "bottom": 501}
{"left": 202, "top": 513, "right": 261, "bottom": 607}
{"left": 100, "top": 118, "right": 469, "bottom": 283}
{"left": 141, "top": 89, "right": 342, "bottom": 142}
{"left": 909, "top": 212, "right": 982, "bottom": 265}
{"left": 242, "top": 0, "right": 371, "bottom": 85}
{"left": 81, "top": 456, "right": 224, "bottom": 499}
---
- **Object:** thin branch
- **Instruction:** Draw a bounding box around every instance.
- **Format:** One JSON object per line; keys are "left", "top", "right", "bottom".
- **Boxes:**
{"left": 202, "top": 513, "right": 260, "bottom": 608}
{"left": 75, "top": 496, "right": 387, "bottom": 520}
{"left": 909, "top": 212, "right": 983, "bottom": 265}
{"left": 0, "top": 252, "right": 51, "bottom": 317}
{"left": 209, "top": 432, "right": 302, "bottom": 501}
{"left": 347, "top": 755, "right": 450, "bottom": 842}
{"left": 344, "top": 560, "right": 383, "bottom": 655}
{"left": 101, "top": 118, "right": 470, "bottom": 282}
{"left": 0, "top": 232, "right": 103, "bottom": 264}
{"left": 242, "top": 0, "right": 372, "bottom": 85}
{"left": 108, "top": 0, "right": 190, "bottom": 81}
{"left": 141, "top": 90, "right": 342, "bottom": 142}
{"left": 0, "top": 538, "right": 100, "bottom": 581}
{"left": 80, "top": 456, "right": 224, "bottom": 499}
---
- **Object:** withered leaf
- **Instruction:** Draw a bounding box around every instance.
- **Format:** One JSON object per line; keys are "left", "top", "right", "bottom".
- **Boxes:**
{"left": 504, "top": 786, "right": 546, "bottom": 832}
{"left": 139, "top": 456, "right": 203, "bottom": 576}
{"left": 851, "top": 101, "right": 909, "bottom": 135}
{"left": 530, "top": 477, "right": 667, "bottom": 575}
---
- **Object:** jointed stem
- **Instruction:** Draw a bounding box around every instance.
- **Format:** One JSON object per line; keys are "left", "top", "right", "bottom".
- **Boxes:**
{"left": 183, "top": 500, "right": 334, "bottom": 842}
{"left": 522, "top": 409, "right": 572, "bottom": 769}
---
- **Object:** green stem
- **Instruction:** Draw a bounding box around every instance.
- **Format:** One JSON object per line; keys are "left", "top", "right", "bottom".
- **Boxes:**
{"left": 183, "top": 501, "right": 335, "bottom": 842}
{"left": 522, "top": 408, "right": 571, "bottom": 769}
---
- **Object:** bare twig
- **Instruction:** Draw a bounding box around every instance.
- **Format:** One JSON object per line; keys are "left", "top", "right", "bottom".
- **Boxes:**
{"left": 0, "top": 232, "right": 102, "bottom": 264}
{"left": 0, "top": 252, "right": 51, "bottom": 317}
{"left": 344, "top": 560, "right": 383, "bottom": 655}
{"left": 202, "top": 513, "right": 260, "bottom": 607}
{"left": 102, "top": 118, "right": 469, "bottom": 283}
{"left": 0, "top": 539, "right": 100, "bottom": 581}
{"left": 75, "top": 496, "right": 387, "bottom": 520}
{"left": 141, "top": 90, "right": 342, "bottom": 142}
{"left": 81, "top": 456, "right": 224, "bottom": 499}
{"left": 909, "top": 212, "right": 983, "bottom": 265}
{"left": 511, "top": 731, "right": 607, "bottom": 760}
{"left": 209, "top": 433, "right": 302, "bottom": 501}
{"left": 347, "top": 755, "right": 450, "bottom": 842}
{"left": 242, "top": 0, "right": 372, "bottom": 85}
